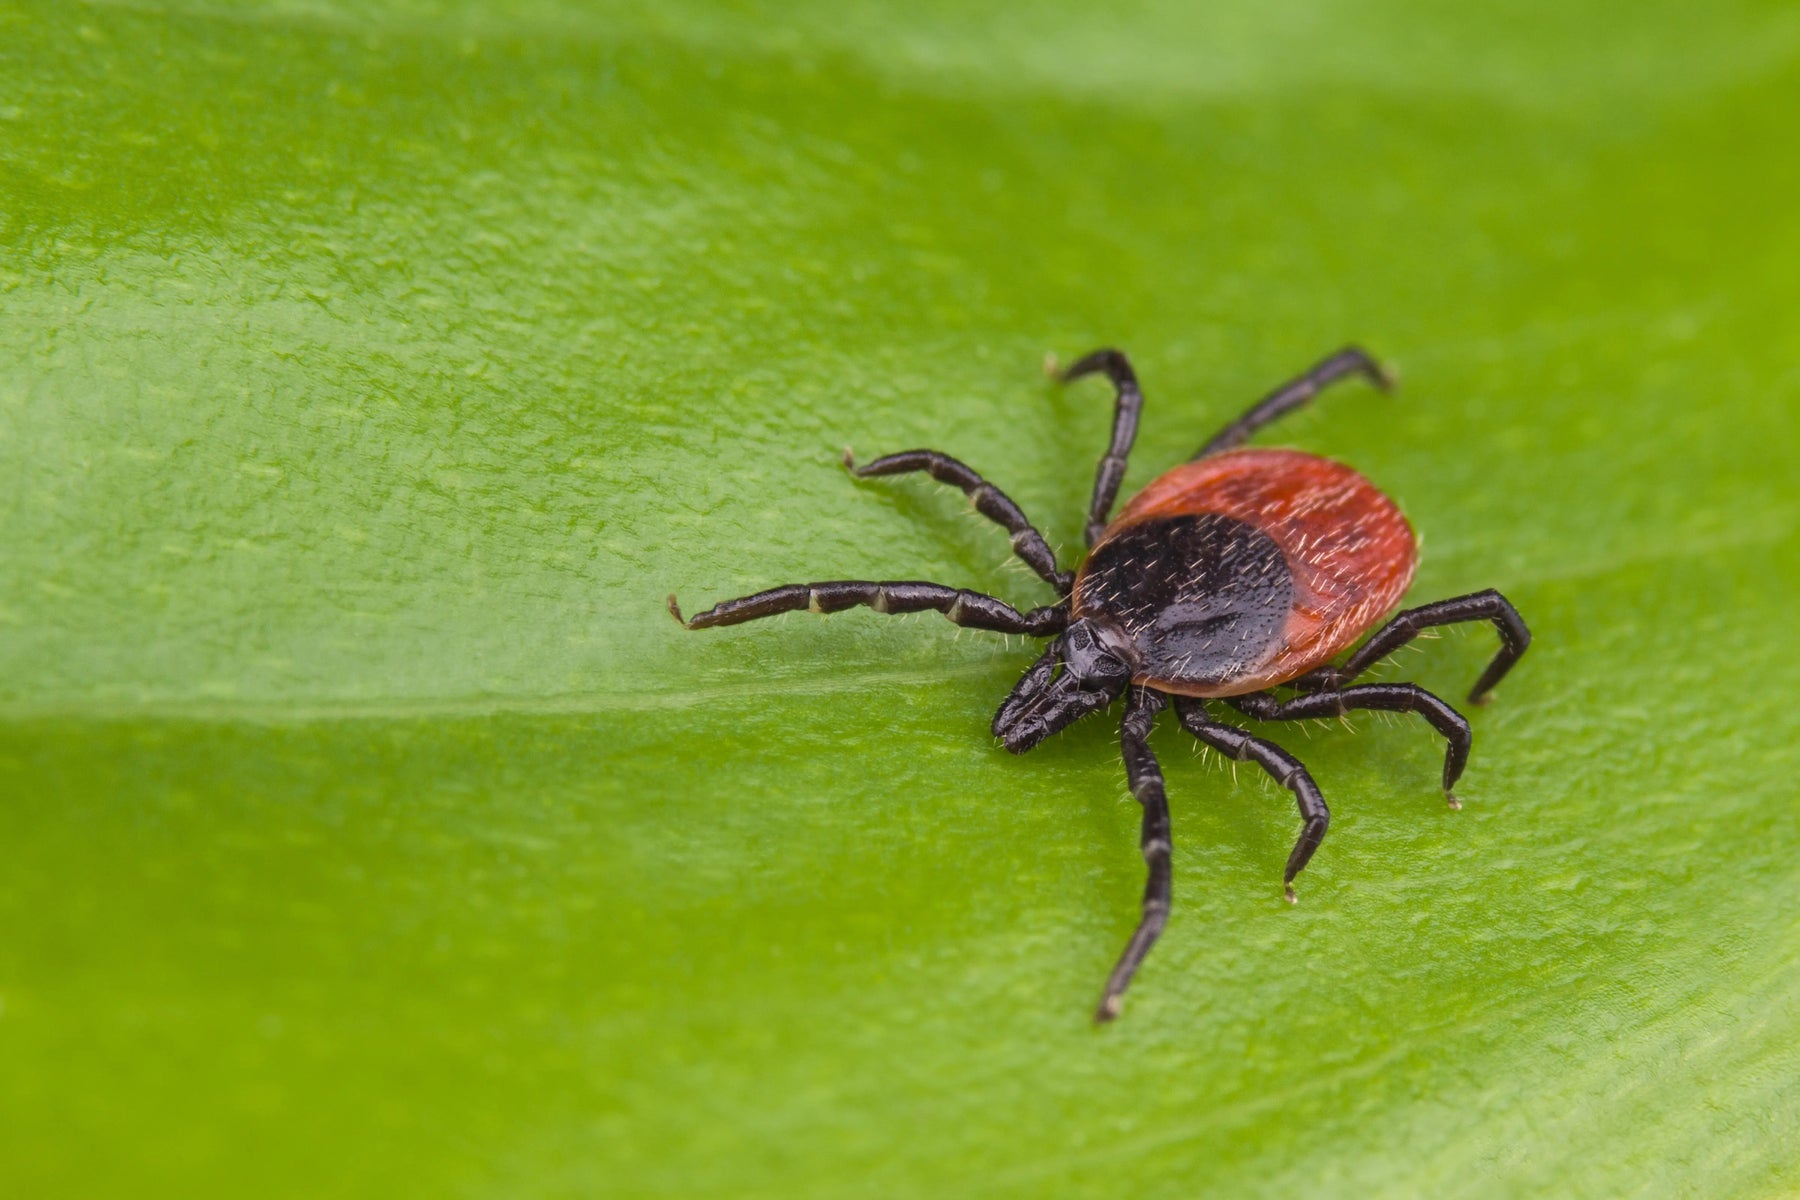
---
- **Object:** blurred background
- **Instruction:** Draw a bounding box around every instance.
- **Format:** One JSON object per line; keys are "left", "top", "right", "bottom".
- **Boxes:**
{"left": 3, "top": 1, "right": 1798, "bottom": 1196}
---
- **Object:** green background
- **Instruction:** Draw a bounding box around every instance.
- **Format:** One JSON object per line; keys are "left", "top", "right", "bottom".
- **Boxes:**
{"left": 4, "top": 1, "right": 1799, "bottom": 1195}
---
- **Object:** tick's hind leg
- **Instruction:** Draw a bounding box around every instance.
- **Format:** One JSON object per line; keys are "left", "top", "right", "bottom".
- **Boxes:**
{"left": 670, "top": 581, "right": 1067, "bottom": 635}
{"left": 1097, "top": 686, "right": 1172, "bottom": 1023}
{"left": 1174, "top": 696, "right": 1329, "bottom": 899}
{"left": 1193, "top": 346, "right": 1394, "bottom": 459}
{"left": 1058, "top": 348, "right": 1144, "bottom": 548}
{"left": 1228, "top": 683, "right": 1471, "bottom": 801}
{"left": 1304, "top": 589, "right": 1531, "bottom": 704}
{"left": 847, "top": 449, "right": 1069, "bottom": 593}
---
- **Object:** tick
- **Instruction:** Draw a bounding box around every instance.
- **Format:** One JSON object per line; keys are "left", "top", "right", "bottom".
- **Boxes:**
{"left": 669, "top": 347, "right": 1529, "bottom": 1021}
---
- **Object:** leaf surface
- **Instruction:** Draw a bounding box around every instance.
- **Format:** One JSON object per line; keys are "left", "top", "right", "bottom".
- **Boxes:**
{"left": 4, "top": 2, "right": 1800, "bottom": 1195}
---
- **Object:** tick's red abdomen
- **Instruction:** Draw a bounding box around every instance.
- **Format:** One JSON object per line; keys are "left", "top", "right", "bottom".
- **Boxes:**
{"left": 1075, "top": 448, "right": 1417, "bottom": 696}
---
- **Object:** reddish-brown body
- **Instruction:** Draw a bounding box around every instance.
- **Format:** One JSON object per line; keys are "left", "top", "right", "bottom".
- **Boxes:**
{"left": 1074, "top": 448, "right": 1417, "bottom": 696}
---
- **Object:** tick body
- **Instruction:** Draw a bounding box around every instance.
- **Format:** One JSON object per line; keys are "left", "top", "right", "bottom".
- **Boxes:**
{"left": 671, "top": 346, "right": 1530, "bottom": 1022}
{"left": 1075, "top": 448, "right": 1417, "bottom": 698}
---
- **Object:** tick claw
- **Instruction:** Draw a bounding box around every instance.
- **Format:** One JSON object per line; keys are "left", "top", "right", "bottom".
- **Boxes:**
{"left": 842, "top": 446, "right": 856, "bottom": 471}
{"left": 1095, "top": 993, "right": 1122, "bottom": 1023}
{"left": 1284, "top": 883, "right": 1298, "bottom": 904}
{"left": 1043, "top": 351, "right": 1060, "bottom": 378}
{"left": 1446, "top": 793, "right": 1463, "bottom": 811}
{"left": 666, "top": 594, "right": 690, "bottom": 627}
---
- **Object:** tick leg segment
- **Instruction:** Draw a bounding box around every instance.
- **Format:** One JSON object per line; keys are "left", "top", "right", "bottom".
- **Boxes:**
{"left": 1097, "top": 686, "right": 1172, "bottom": 1024}
{"left": 1303, "top": 589, "right": 1530, "bottom": 705}
{"left": 848, "top": 449, "right": 1070, "bottom": 593}
{"left": 1193, "top": 346, "right": 1395, "bottom": 459}
{"left": 1059, "top": 348, "right": 1144, "bottom": 547}
{"left": 1174, "top": 697, "right": 1329, "bottom": 896}
{"left": 669, "top": 582, "right": 1068, "bottom": 635}
{"left": 1228, "top": 683, "right": 1472, "bottom": 794}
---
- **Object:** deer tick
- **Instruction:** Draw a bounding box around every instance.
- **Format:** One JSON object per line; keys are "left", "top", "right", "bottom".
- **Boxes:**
{"left": 669, "top": 347, "right": 1530, "bottom": 1021}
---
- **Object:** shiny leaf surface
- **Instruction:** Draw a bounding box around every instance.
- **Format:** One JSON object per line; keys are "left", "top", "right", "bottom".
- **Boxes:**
{"left": 4, "top": 2, "right": 1799, "bottom": 1195}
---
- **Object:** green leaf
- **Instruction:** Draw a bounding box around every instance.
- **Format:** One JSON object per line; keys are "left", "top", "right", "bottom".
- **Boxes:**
{"left": 5, "top": 1, "right": 1799, "bottom": 1195}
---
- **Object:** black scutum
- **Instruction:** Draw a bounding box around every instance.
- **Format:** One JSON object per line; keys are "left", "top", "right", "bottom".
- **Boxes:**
{"left": 1077, "top": 513, "right": 1294, "bottom": 687}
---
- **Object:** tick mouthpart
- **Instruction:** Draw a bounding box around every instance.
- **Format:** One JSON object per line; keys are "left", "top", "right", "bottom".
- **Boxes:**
{"left": 993, "top": 682, "right": 1119, "bottom": 755}
{"left": 666, "top": 594, "right": 692, "bottom": 628}
{"left": 995, "top": 723, "right": 1043, "bottom": 755}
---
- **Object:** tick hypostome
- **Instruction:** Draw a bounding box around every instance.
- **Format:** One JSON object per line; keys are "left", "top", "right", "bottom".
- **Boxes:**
{"left": 670, "top": 347, "right": 1530, "bottom": 1022}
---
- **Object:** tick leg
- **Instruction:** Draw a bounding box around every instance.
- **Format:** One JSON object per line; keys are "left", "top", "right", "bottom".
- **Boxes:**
{"left": 1229, "top": 683, "right": 1471, "bottom": 796}
{"left": 1302, "top": 589, "right": 1531, "bottom": 705}
{"left": 1097, "top": 686, "right": 1172, "bottom": 1023}
{"left": 669, "top": 581, "right": 1068, "bottom": 636}
{"left": 1059, "top": 348, "right": 1144, "bottom": 547}
{"left": 1193, "top": 346, "right": 1394, "bottom": 459}
{"left": 1174, "top": 697, "right": 1329, "bottom": 899}
{"left": 848, "top": 449, "right": 1070, "bottom": 593}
